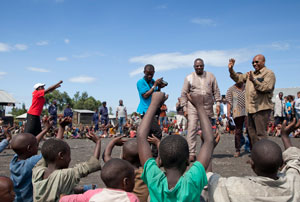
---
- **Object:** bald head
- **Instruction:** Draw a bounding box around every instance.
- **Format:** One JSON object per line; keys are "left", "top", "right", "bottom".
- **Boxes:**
{"left": 11, "top": 133, "right": 38, "bottom": 156}
{"left": 122, "top": 139, "right": 140, "bottom": 167}
{"left": 252, "top": 54, "right": 266, "bottom": 71}
{"left": 251, "top": 139, "right": 283, "bottom": 175}
{"left": 0, "top": 176, "right": 15, "bottom": 202}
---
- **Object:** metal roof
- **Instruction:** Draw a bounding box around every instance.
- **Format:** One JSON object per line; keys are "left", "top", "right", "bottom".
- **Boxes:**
{"left": 73, "top": 109, "right": 95, "bottom": 113}
{"left": 0, "top": 90, "right": 17, "bottom": 105}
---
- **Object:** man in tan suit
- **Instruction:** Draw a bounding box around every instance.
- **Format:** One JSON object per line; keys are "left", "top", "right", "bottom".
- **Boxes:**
{"left": 181, "top": 58, "right": 221, "bottom": 161}
{"left": 228, "top": 54, "right": 276, "bottom": 145}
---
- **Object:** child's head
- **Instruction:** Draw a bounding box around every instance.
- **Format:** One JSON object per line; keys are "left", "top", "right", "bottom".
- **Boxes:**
{"left": 250, "top": 139, "right": 283, "bottom": 177}
{"left": 122, "top": 139, "right": 140, "bottom": 167}
{"left": 11, "top": 133, "right": 38, "bottom": 158}
{"left": 159, "top": 135, "right": 189, "bottom": 173}
{"left": 0, "top": 176, "right": 15, "bottom": 202}
{"left": 101, "top": 158, "right": 135, "bottom": 192}
{"left": 41, "top": 139, "right": 71, "bottom": 169}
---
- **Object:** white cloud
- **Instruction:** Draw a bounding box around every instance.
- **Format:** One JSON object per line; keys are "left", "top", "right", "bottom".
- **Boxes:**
{"left": 14, "top": 44, "right": 28, "bottom": 51}
{"left": 27, "top": 67, "right": 50, "bottom": 73}
{"left": 64, "top": 38, "right": 70, "bottom": 44}
{"left": 0, "top": 71, "right": 7, "bottom": 78}
{"left": 270, "top": 42, "right": 290, "bottom": 50}
{"left": 56, "top": 57, "right": 68, "bottom": 61}
{"left": 191, "top": 18, "right": 216, "bottom": 26}
{"left": 36, "top": 41, "right": 49, "bottom": 46}
{"left": 69, "top": 76, "right": 96, "bottom": 83}
{"left": 72, "top": 52, "right": 105, "bottom": 58}
{"left": 0, "top": 43, "right": 11, "bottom": 52}
{"left": 129, "top": 49, "right": 253, "bottom": 76}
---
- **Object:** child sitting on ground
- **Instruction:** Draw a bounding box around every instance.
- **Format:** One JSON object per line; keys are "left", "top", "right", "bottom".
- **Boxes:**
{"left": 9, "top": 118, "right": 53, "bottom": 202}
{"left": 32, "top": 119, "right": 101, "bottom": 202}
{"left": 60, "top": 158, "right": 139, "bottom": 202}
{"left": 138, "top": 92, "right": 214, "bottom": 202}
{"left": 103, "top": 137, "right": 149, "bottom": 202}
{"left": 205, "top": 118, "right": 300, "bottom": 202}
{"left": 0, "top": 176, "right": 15, "bottom": 202}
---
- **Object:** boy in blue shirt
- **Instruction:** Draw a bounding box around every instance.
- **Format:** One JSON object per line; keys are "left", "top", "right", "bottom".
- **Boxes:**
{"left": 138, "top": 92, "right": 215, "bottom": 202}
{"left": 9, "top": 118, "right": 54, "bottom": 202}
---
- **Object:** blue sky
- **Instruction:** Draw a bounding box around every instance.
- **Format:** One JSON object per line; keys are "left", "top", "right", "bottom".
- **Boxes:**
{"left": 1, "top": 0, "right": 300, "bottom": 113}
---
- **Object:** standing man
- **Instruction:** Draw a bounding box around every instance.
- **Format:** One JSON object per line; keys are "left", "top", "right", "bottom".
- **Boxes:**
{"left": 274, "top": 92, "right": 286, "bottom": 126}
{"left": 99, "top": 101, "right": 109, "bottom": 126}
{"left": 159, "top": 104, "right": 168, "bottom": 129}
{"left": 116, "top": 99, "right": 127, "bottom": 135}
{"left": 93, "top": 109, "right": 99, "bottom": 131}
{"left": 228, "top": 55, "right": 276, "bottom": 145}
{"left": 181, "top": 58, "right": 221, "bottom": 162}
{"left": 137, "top": 64, "right": 167, "bottom": 156}
{"left": 63, "top": 104, "right": 73, "bottom": 127}
{"left": 48, "top": 100, "right": 58, "bottom": 126}
{"left": 25, "top": 81, "right": 62, "bottom": 136}
{"left": 226, "top": 73, "right": 247, "bottom": 157}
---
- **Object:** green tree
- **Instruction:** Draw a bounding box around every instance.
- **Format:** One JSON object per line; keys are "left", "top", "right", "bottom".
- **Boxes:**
{"left": 11, "top": 103, "right": 27, "bottom": 117}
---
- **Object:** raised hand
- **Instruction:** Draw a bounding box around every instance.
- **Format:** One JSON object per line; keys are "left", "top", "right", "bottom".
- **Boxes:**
{"left": 86, "top": 131, "right": 101, "bottom": 143}
{"left": 151, "top": 92, "right": 168, "bottom": 107}
{"left": 147, "top": 135, "right": 160, "bottom": 147}
{"left": 59, "top": 117, "right": 72, "bottom": 128}
{"left": 113, "top": 136, "right": 127, "bottom": 146}
{"left": 228, "top": 58, "right": 235, "bottom": 69}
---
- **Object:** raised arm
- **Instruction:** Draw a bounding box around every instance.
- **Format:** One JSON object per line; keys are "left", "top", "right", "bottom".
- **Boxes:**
{"left": 86, "top": 132, "right": 102, "bottom": 159}
{"left": 281, "top": 119, "right": 300, "bottom": 150}
{"left": 103, "top": 137, "right": 126, "bottom": 162}
{"left": 57, "top": 117, "right": 72, "bottom": 139}
{"left": 138, "top": 92, "right": 167, "bottom": 166}
{"left": 36, "top": 117, "right": 53, "bottom": 143}
{"left": 190, "top": 94, "right": 214, "bottom": 170}
{"left": 228, "top": 58, "right": 247, "bottom": 83}
{"left": 44, "top": 80, "right": 63, "bottom": 94}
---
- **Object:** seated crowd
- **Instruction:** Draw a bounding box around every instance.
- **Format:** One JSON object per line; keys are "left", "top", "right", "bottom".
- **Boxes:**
{"left": 0, "top": 92, "right": 300, "bottom": 202}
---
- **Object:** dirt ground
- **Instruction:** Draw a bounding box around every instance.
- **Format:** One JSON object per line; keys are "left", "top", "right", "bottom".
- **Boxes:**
{"left": 1, "top": 134, "right": 299, "bottom": 188}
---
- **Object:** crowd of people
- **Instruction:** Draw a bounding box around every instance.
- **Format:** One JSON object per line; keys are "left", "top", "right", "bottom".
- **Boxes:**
{"left": 0, "top": 54, "right": 300, "bottom": 202}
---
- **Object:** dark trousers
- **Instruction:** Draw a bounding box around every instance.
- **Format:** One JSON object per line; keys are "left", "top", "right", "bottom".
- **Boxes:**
{"left": 274, "top": 116, "right": 285, "bottom": 126}
{"left": 247, "top": 109, "right": 271, "bottom": 145}
{"left": 234, "top": 116, "right": 246, "bottom": 152}
{"left": 25, "top": 113, "right": 41, "bottom": 136}
{"left": 141, "top": 114, "right": 162, "bottom": 157}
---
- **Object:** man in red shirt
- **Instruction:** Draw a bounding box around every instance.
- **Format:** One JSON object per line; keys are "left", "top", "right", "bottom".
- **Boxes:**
{"left": 25, "top": 81, "right": 63, "bottom": 136}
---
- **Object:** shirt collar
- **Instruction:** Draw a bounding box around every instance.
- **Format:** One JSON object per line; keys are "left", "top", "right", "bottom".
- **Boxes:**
{"left": 254, "top": 66, "right": 266, "bottom": 75}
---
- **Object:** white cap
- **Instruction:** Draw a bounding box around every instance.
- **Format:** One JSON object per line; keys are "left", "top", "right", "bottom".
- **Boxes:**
{"left": 33, "top": 83, "right": 45, "bottom": 89}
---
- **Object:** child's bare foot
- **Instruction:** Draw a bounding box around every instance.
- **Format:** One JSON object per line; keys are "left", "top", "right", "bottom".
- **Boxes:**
{"left": 234, "top": 151, "right": 240, "bottom": 158}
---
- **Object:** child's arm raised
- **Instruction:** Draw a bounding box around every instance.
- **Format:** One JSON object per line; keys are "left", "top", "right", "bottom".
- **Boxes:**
{"left": 189, "top": 93, "right": 214, "bottom": 170}
{"left": 281, "top": 118, "right": 300, "bottom": 150}
{"left": 103, "top": 136, "right": 127, "bottom": 162}
{"left": 138, "top": 92, "right": 167, "bottom": 166}
{"left": 57, "top": 117, "right": 72, "bottom": 139}
{"left": 86, "top": 132, "right": 101, "bottom": 160}
{"left": 36, "top": 117, "right": 53, "bottom": 143}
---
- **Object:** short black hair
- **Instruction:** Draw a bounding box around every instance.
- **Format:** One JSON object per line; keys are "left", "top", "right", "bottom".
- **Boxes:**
{"left": 251, "top": 139, "right": 283, "bottom": 174}
{"left": 41, "top": 139, "right": 70, "bottom": 163}
{"left": 101, "top": 158, "right": 134, "bottom": 189}
{"left": 123, "top": 139, "right": 140, "bottom": 167}
{"left": 194, "top": 58, "right": 204, "bottom": 64}
{"left": 159, "top": 135, "right": 189, "bottom": 169}
{"left": 144, "top": 64, "right": 155, "bottom": 71}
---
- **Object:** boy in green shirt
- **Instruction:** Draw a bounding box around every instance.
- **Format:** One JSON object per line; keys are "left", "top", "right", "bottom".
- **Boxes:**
{"left": 138, "top": 92, "right": 215, "bottom": 202}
